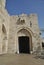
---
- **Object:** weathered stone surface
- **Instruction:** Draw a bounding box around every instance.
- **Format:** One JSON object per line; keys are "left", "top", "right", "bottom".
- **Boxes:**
{"left": 0, "top": 0, "right": 42, "bottom": 54}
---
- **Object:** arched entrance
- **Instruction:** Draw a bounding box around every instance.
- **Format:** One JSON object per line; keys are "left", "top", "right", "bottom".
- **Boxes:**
{"left": 2, "top": 24, "right": 7, "bottom": 53}
{"left": 17, "top": 29, "right": 32, "bottom": 54}
{"left": 18, "top": 36, "right": 30, "bottom": 53}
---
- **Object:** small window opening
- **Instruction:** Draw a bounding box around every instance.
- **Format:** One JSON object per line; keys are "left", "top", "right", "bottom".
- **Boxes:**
{"left": 30, "top": 21, "right": 32, "bottom": 27}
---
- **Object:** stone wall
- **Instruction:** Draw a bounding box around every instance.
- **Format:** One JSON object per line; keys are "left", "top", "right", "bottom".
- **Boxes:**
{"left": 0, "top": 0, "right": 42, "bottom": 54}
{"left": 0, "top": 6, "right": 10, "bottom": 54}
{"left": 8, "top": 14, "right": 42, "bottom": 53}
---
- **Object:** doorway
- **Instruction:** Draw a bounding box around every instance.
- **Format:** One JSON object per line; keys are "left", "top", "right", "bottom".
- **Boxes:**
{"left": 18, "top": 36, "right": 30, "bottom": 54}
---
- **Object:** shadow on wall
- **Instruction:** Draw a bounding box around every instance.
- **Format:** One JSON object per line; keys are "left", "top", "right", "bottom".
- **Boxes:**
{"left": 2, "top": 24, "right": 7, "bottom": 53}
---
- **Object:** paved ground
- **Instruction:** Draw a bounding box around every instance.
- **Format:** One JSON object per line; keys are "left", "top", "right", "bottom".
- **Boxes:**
{"left": 0, "top": 54, "right": 44, "bottom": 65}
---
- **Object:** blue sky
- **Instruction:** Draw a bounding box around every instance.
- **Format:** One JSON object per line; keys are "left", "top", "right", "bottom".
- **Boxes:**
{"left": 6, "top": 0, "right": 44, "bottom": 37}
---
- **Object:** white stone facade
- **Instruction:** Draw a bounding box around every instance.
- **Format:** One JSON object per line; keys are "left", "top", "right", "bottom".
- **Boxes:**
{"left": 0, "top": 0, "right": 42, "bottom": 54}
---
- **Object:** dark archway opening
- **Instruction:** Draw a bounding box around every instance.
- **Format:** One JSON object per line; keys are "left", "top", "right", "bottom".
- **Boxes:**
{"left": 18, "top": 36, "right": 30, "bottom": 54}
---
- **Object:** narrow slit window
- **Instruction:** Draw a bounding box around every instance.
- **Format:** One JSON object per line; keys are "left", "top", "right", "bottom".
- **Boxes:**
{"left": 30, "top": 21, "right": 32, "bottom": 27}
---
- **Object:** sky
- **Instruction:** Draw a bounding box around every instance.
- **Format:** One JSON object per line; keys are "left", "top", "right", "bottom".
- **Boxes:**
{"left": 6, "top": 0, "right": 44, "bottom": 37}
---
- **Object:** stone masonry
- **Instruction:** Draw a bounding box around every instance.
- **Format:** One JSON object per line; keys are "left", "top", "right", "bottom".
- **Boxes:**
{"left": 0, "top": 0, "right": 42, "bottom": 54}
